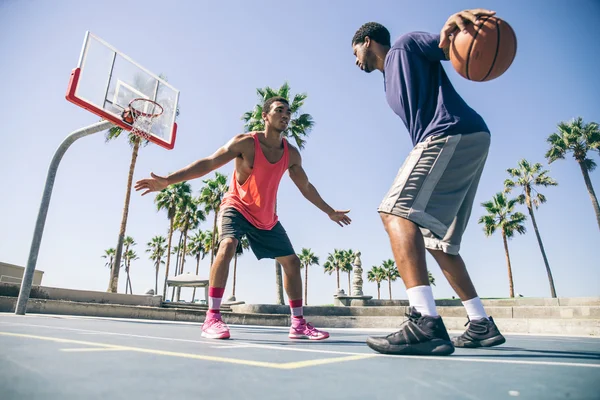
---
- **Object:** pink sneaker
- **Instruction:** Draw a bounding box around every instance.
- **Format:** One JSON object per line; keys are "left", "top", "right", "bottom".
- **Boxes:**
{"left": 201, "top": 316, "right": 230, "bottom": 339}
{"left": 289, "top": 318, "right": 330, "bottom": 340}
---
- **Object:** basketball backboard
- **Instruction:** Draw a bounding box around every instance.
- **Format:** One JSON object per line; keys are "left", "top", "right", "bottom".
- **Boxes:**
{"left": 66, "top": 31, "right": 179, "bottom": 149}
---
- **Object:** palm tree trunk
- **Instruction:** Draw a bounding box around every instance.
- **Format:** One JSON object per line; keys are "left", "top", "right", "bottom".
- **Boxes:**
{"left": 526, "top": 199, "right": 557, "bottom": 298}
{"left": 501, "top": 230, "right": 515, "bottom": 298}
{"left": 162, "top": 218, "right": 175, "bottom": 299}
{"left": 275, "top": 261, "right": 284, "bottom": 305}
{"left": 154, "top": 260, "right": 159, "bottom": 295}
{"left": 174, "top": 231, "right": 184, "bottom": 276}
{"left": 578, "top": 160, "right": 600, "bottom": 230}
{"left": 192, "top": 256, "right": 201, "bottom": 300}
{"left": 176, "top": 229, "right": 189, "bottom": 302}
{"left": 232, "top": 253, "right": 238, "bottom": 297}
{"left": 127, "top": 272, "right": 132, "bottom": 294}
{"left": 108, "top": 140, "right": 140, "bottom": 293}
{"left": 377, "top": 283, "right": 380, "bottom": 300}
{"left": 336, "top": 268, "right": 340, "bottom": 291}
{"left": 304, "top": 264, "right": 308, "bottom": 306}
{"left": 347, "top": 272, "right": 351, "bottom": 294}
{"left": 388, "top": 278, "right": 392, "bottom": 300}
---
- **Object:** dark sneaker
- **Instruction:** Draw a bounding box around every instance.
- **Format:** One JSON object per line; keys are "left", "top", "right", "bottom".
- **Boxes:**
{"left": 366, "top": 307, "right": 454, "bottom": 356}
{"left": 452, "top": 316, "right": 506, "bottom": 348}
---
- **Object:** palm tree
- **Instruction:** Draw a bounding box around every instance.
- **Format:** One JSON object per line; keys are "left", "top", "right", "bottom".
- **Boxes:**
{"left": 230, "top": 235, "right": 250, "bottom": 301}
{"left": 188, "top": 229, "right": 210, "bottom": 301}
{"left": 102, "top": 248, "right": 116, "bottom": 270}
{"left": 122, "top": 249, "right": 138, "bottom": 294}
{"left": 340, "top": 249, "right": 355, "bottom": 294}
{"left": 381, "top": 259, "right": 399, "bottom": 300}
{"left": 146, "top": 236, "right": 167, "bottom": 295}
{"left": 155, "top": 182, "right": 192, "bottom": 298}
{"left": 198, "top": 173, "right": 229, "bottom": 266}
{"left": 105, "top": 128, "right": 147, "bottom": 293}
{"left": 121, "top": 236, "right": 136, "bottom": 294}
{"left": 428, "top": 270, "right": 436, "bottom": 286}
{"left": 479, "top": 192, "right": 527, "bottom": 298}
{"left": 546, "top": 117, "right": 600, "bottom": 229}
{"left": 174, "top": 197, "right": 206, "bottom": 301}
{"left": 242, "top": 82, "right": 315, "bottom": 305}
{"left": 505, "top": 159, "right": 558, "bottom": 298}
{"left": 367, "top": 266, "right": 386, "bottom": 300}
{"left": 323, "top": 249, "right": 344, "bottom": 292}
{"left": 298, "top": 248, "right": 320, "bottom": 305}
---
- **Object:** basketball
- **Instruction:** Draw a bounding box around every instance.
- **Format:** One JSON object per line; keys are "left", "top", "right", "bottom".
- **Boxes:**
{"left": 449, "top": 16, "right": 517, "bottom": 82}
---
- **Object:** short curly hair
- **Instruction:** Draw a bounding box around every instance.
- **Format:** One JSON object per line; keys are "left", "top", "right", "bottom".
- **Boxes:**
{"left": 263, "top": 96, "right": 289, "bottom": 114}
{"left": 352, "top": 22, "right": 391, "bottom": 47}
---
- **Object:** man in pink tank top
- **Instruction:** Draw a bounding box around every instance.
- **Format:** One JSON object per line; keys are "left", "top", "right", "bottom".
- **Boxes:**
{"left": 135, "top": 97, "right": 351, "bottom": 340}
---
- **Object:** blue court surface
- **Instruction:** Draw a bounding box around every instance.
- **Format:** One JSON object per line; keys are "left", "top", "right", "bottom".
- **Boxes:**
{"left": 1, "top": 313, "right": 598, "bottom": 400}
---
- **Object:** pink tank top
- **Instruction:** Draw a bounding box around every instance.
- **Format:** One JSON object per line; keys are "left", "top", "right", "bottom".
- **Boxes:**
{"left": 220, "top": 133, "right": 289, "bottom": 230}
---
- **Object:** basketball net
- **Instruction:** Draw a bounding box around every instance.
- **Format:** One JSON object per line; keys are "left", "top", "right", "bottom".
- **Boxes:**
{"left": 128, "top": 98, "right": 163, "bottom": 142}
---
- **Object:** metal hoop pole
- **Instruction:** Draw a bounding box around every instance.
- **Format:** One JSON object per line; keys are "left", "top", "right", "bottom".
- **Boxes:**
{"left": 15, "top": 120, "right": 115, "bottom": 315}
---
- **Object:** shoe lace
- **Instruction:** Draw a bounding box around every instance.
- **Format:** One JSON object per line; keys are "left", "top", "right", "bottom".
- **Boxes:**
{"left": 303, "top": 323, "right": 320, "bottom": 336}
{"left": 208, "top": 318, "right": 226, "bottom": 329}
{"left": 385, "top": 310, "right": 420, "bottom": 339}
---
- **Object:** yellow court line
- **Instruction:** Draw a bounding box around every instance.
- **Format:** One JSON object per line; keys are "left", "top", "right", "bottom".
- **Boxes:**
{"left": 61, "top": 348, "right": 127, "bottom": 352}
{"left": 0, "top": 331, "right": 373, "bottom": 370}
{"left": 278, "top": 354, "right": 376, "bottom": 369}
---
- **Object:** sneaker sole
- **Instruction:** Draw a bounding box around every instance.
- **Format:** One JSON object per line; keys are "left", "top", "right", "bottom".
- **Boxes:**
{"left": 289, "top": 334, "right": 330, "bottom": 340}
{"left": 201, "top": 331, "right": 231, "bottom": 340}
{"left": 453, "top": 334, "right": 506, "bottom": 348}
{"left": 366, "top": 338, "right": 454, "bottom": 356}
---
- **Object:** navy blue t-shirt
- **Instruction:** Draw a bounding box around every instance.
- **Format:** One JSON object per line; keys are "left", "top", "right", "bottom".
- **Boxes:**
{"left": 384, "top": 32, "right": 489, "bottom": 146}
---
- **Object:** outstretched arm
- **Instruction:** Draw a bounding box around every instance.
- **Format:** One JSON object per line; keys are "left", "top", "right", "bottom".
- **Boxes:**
{"left": 288, "top": 147, "right": 351, "bottom": 227}
{"left": 134, "top": 134, "right": 249, "bottom": 196}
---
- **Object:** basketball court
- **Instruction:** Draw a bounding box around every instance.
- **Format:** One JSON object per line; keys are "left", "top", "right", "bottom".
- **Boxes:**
{"left": 1, "top": 313, "right": 598, "bottom": 400}
{"left": 6, "top": 22, "right": 598, "bottom": 400}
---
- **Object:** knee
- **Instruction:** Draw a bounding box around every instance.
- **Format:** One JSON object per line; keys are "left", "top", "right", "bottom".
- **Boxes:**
{"left": 218, "top": 238, "right": 238, "bottom": 260}
{"left": 281, "top": 255, "right": 301, "bottom": 273}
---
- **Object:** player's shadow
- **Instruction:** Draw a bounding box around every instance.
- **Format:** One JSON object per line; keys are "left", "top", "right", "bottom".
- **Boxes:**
{"left": 457, "top": 346, "right": 600, "bottom": 361}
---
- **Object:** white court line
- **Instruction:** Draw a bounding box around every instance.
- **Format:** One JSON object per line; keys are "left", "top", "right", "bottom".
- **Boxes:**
{"left": 210, "top": 344, "right": 257, "bottom": 349}
{"left": 1, "top": 320, "right": 599, "bottom": 369}
{"left": 3, "top": 313, "right": 599, "bottom": 340}
{"left": 2, "top": 314, "right": 600, "bottom": 343}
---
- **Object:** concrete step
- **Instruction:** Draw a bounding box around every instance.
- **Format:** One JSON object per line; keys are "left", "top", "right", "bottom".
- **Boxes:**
{"left": 304, "top": 315, "right": 600, "bottom": 336}
{"left": 230, "top": 304, "right": 600, "bottom": 319}
{"left": 349, "top": 297, "right": 600, "bottom": 307}
{"left": 0, "top": 282, "right": 162, "bottom": 307}
{"left": 1, "top": 296, "right": 598, "bottom": 336}
{"left": 161, "top": 302, "right": 232, "bottom": 312}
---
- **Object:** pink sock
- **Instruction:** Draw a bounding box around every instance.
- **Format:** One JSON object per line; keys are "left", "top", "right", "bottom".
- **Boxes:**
{"left": 290, "top": 299, "right": 303, "bottom": 320}
{"left": 207, "top": 286, "right": 224, "bottom": 319}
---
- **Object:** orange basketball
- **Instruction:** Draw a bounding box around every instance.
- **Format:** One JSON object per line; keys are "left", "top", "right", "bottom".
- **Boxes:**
{"left": 449, "top": 16, "right": 517, "bottom": 82}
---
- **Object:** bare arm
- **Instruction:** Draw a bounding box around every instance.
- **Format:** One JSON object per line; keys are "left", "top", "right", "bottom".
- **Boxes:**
{"left": 134, "top": 134, "right": 250, "bottom": 195}
{"left": 288, "top": 146, "right": 351, "bottom": 227}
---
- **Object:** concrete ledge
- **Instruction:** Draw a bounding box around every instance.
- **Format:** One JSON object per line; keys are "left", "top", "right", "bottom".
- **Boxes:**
{"left": 1, "top": 297, "right": 598, "bottom": 336}
{"left": 0, "top": 282, "right": 162, "bottom": 307}
{"left": 231, "top": 304, "right": 600, "bottom": 319}
{"left": 351, "top": 297, "right": 600, "bottom": 307}
{"left": 0, "top": 296, "right": 287, "bottom": 327}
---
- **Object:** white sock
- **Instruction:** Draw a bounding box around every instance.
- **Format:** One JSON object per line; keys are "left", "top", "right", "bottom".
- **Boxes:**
{"left": 462, "top": 297, "right": 488, "bottom": 321}
{"left": 406, "top": 285, "right": 438, "bottom": 316}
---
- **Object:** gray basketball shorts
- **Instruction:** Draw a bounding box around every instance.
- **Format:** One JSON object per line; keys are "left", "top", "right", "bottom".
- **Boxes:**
{"left": 378, "top": 131, "right": 491, "bottom": 255}
{"left": 216, "top": 207, "right": 295, "bottom": 260}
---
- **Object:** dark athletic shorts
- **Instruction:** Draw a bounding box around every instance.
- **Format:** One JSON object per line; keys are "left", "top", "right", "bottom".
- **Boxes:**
{"left": 216, "top": 207, "right": 295, "bottom": 260}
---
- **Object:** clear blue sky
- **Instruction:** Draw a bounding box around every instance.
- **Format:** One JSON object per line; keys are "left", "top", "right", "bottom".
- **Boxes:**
{"left": 1, "top": 0, "right": 598, "bottom": 305}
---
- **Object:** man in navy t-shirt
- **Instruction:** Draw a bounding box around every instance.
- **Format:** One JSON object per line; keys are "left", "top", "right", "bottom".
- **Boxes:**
{"left": 352, "top": 8, "right": 506, "bottom": 356}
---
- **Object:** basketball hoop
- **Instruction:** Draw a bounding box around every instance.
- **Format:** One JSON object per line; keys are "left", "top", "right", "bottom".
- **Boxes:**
{"left": 124, "top": 98, "right": 163, "bottom": 141}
